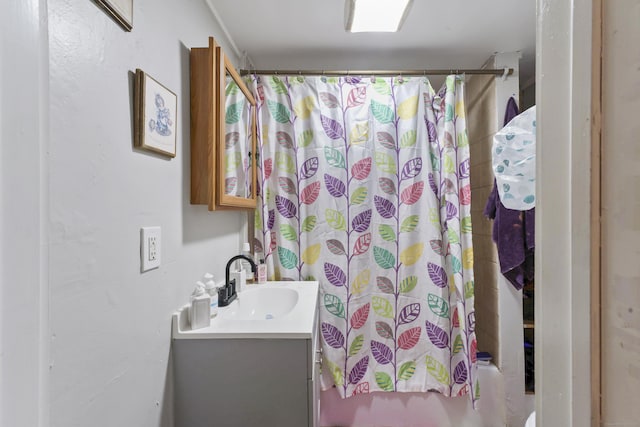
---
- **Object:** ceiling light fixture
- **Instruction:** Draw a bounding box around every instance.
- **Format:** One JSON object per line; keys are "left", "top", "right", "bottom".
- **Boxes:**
{"left": 345, "top": 0, "right": 413, "bottom": 33}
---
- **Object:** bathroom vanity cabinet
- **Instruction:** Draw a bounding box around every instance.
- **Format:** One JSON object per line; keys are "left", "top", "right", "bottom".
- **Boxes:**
{"left": 173, "top": 331, "right": 320, "bottom": 427}
{"left": 172, "top": 282, "right": 320, "bottom": 427}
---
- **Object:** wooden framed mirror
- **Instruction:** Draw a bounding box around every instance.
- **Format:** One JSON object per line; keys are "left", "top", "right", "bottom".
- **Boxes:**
{"left": 190, "top": 37, "right": 257, "bottom": 211}
{"left": 215, "top": 48, "right": 257, "bottom": 209}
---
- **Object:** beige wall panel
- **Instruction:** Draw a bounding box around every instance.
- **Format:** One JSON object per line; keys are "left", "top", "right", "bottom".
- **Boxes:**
{"left": 601, "top": 0, "right": 640, "bottom": 424}
{"left": 469, "top": 136, "right": 495, "bottom": 165}
{"left": 467, "top": 73, "right": 500, "bottom": 364}
{"left": 470, "top": 210, "right": 494, "bottom": 238}
{"left": 466, "top": 75, "right": 497, "bottom": 142}
{"left": 470, "top": 161, "right": 496, "bottom": 190}
{"left": 473, "top": 261, "right": 500, "bottom": 293}
{"left": 473, "top": 229, "right": 499, "bottom": 265}
{"left": 470, "top": 186, "right": 494, "bottom": 214}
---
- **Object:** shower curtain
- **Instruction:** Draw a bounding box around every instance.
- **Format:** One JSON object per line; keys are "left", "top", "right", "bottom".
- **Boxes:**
{"left": 251, "top": 74, "right": 478, "bottom": 403}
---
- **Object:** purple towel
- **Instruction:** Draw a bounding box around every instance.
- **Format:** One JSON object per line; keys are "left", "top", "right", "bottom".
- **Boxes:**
{"left": 484, "top": 97, "right": 535, "bottom": 290}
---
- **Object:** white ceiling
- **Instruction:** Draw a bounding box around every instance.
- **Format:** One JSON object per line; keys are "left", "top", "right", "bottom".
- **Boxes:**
{"left": 208, "top": 0, "right": 536, "bottom": 84}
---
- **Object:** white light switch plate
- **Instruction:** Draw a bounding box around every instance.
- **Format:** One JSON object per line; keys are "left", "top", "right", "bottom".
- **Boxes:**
{"left": 140, "top": 226, "right": 161, "bottom": 272}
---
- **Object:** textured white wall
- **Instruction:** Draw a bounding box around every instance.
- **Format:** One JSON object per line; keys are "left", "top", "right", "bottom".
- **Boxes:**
{"left": 1, "top": 0, "right": 49, "bottom": 426}
{"left": 492, "top": 53, "right": 533, "bottom": 427}
{"left": 47, "top": 1, "right": 245, "bottom": 426}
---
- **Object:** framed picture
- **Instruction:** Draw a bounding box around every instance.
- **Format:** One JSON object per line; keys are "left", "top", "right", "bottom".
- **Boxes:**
{"left": 134, "top": 69, "right": 177, "bottom": 158}
{"left": 95, "top": 0, "right": 133, "bottom": 31}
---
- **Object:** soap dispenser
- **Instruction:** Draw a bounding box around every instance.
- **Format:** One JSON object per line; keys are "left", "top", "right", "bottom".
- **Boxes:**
{"left": 203, "top": 275, "right": 219, "bottom": 317}
{"left": 189, "top": 281, "right": 211, "bottom": 330}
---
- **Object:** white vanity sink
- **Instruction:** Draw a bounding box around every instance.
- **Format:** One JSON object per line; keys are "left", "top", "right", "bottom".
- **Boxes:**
{"left": 172, "top": 281, "right": 319, "bottom": 339}
{"left": 218, "top": 287, "right": 299, "bottom": 320}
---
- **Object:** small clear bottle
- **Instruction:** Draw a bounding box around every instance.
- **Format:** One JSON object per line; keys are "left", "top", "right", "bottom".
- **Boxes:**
{"left": 239, "top": 242, "right": 254, "bottom": 283}
{"left": 203, "top": 275, "right": 219, "bottom": 317}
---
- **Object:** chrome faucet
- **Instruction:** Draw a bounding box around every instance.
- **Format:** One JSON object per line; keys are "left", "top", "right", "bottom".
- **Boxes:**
{"left": 219, "top": 254, "right": 257, "bottom": 307}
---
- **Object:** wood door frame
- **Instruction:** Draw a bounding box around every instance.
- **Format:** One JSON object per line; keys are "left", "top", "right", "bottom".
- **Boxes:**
{"left": 590, "top": 1, "right": 602, "bottom": 426}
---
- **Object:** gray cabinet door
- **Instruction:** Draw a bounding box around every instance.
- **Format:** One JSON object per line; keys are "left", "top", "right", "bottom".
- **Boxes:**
{"left": 174, "top": 339, "right": 310, "bottom": 427}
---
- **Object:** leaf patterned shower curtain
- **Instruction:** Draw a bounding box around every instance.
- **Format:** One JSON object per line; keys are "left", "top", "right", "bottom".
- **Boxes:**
{"left": 251, "top": 75, "right": 478, "bottom": 403}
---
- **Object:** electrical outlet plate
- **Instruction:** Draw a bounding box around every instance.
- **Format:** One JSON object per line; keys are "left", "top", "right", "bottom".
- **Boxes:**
{"left": 141, "top": 226, "right": 161, "bottom": 272}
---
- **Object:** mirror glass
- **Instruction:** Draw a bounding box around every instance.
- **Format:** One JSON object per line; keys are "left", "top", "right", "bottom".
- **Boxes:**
{"left": 216, "top": 49, "right": 256, "bottom": 209}
{"left": 223, "top": 71, "right": 253, "bottom": 199}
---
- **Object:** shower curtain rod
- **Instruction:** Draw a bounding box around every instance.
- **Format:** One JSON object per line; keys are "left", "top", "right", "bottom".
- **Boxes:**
{"left": 239, "top": 67, "right": 514, "bottom": 77}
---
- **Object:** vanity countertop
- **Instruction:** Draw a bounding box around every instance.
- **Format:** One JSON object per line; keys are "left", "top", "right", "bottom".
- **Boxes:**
{"left": 172, "top": 281, "right": 319, "bottom": 339}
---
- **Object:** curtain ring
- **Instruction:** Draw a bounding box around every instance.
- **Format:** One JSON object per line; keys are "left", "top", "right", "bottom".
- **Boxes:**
{"left": 502, "top": 67, "right": 510, "bottom": 80}
{"left": 370, "top": 74, "right": 376, "bottom": 84}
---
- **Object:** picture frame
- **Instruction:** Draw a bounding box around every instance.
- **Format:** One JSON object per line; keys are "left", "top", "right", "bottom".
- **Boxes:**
{"left": 95, "top": 0, "right": 133, "bottom": 32}
{"left": 134, "top": 69, "right": 177, "bottom": 158}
